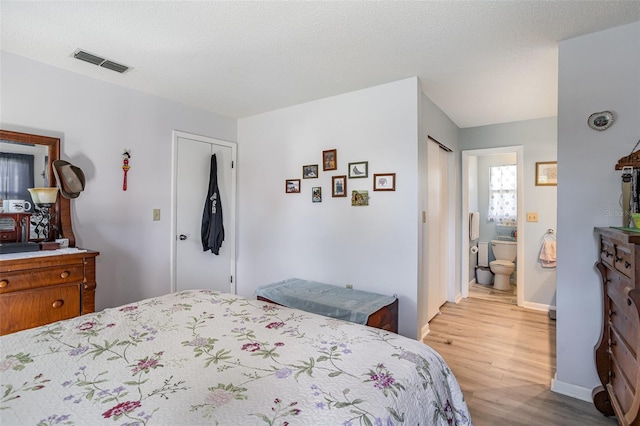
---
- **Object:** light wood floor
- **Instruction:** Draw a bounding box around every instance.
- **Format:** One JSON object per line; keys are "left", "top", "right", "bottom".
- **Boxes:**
{"left": 423, "top": 297, "right": 617, "bottom": 426}
{"left": 469, "top": 281, "right": 517, "bottom": 305}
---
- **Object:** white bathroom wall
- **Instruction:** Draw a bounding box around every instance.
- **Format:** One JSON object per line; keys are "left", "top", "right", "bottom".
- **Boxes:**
{"left": 1, "top": 51, "right": 237, "bottom": 310}
{"left": 237, "top": 78, "right": 421, "bottom": 337}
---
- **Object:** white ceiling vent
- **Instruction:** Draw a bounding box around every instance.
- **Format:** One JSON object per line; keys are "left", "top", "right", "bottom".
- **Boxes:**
{"left": 72, "top": 49, "right": 130, "bottom": 73}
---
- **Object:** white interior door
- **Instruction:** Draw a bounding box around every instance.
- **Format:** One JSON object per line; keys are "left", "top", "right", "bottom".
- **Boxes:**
{"left": 425, "top": 139, "right": 448, "bottom": 321}
{"left": 172, "top": 132, "right": 236, "bottom": 293}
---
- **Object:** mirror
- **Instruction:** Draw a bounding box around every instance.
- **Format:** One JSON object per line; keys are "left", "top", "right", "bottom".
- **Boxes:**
{"left": 0, "top": 130, "right": 75, "bottom": 246}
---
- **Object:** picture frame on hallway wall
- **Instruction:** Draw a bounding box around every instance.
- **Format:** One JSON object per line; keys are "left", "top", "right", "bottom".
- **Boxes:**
{"left": 302, "top": 164, "right": 318, "bottom": 179}
{"left": 332, "top": 175, "right": 347, "bottom": 197}
{"left": 323, "top": 149, "right": 337, "bottom": 171}
{"left": 285, "top": 179, "right": 300, "bottom": 193}
{"left": 535, "top": 162, "right": 557, "bottom": 186}
{"left": 373, "top": 173, "right": 396, "bottom": 191}
{"left": 348, "top": 161, "right": 368, "bottom": 178}
{"left": 351, "top": 190, "right": 369, "bottom": 206}
{"left": 312, "top": 187, "right": 322, "bottom": 203}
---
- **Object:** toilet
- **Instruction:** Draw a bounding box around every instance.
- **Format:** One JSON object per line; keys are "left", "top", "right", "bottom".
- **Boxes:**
{"left": 489, "top": 240, "right": 516, "bottom": 291}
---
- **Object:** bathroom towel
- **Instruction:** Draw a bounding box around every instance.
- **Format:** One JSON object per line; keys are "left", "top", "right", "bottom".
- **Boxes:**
{"left": 539, "top": 241, "right": 556, "bottom": 268}
{"left": 470, "top": 212, "right": 480, "bottom": 240}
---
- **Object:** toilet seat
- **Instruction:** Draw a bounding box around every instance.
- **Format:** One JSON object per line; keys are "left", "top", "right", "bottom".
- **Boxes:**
{"left": 490, "top": 260, "right": 514, "bottom": 267}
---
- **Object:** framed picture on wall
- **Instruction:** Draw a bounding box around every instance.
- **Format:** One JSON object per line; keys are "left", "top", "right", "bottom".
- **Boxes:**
{"left": 323, "top": 149, "right": 337, "bottom": 171}
{"left": 303, "top": 164, "right": 318, "bottom": 179}
{"left": 373, "top": 173, "right": 396, "bottom": 191}
{"left": 351, "top": 190, "right": 369, "bottom": 206}
{"left": 312, "top": 187, "right": 322, "bottom": 202}
{"left": 285, "top": 179, "right": 301, "bottom": 193}
{"left": 332, "top": 175, "right": 347, "bottom": 197}
{"left": 535, "top": 162, "right": 557, "bottom": 186}
{"left": 348, "top": 161, "right": 368, "bottom": 178}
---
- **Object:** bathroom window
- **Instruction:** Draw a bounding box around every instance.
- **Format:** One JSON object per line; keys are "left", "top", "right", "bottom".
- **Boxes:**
{"left": 488, "top": 165, "right": 517, "bottom": 225}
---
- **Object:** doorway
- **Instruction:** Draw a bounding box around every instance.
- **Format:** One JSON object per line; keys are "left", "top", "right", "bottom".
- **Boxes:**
{"left": 171, "top": 131, "right": 237, "bottom": 294}
{"left": 461, "top": 146, "right": 524, "bottom": 307}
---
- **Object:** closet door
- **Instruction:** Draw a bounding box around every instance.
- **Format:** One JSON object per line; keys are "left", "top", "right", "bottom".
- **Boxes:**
{"left": 173, "top": 132, "right": 236, "bottom": 293}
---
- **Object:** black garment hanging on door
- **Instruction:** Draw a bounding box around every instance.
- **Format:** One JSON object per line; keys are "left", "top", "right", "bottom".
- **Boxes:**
{"left": 201, "top": 154, "right": 224, "bottom": 255}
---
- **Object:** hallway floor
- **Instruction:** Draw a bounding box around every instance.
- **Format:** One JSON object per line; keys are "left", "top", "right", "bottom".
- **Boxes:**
{"left": 424, "top": 297, "right": 615, "bottom": 425}
{"left": 469, "top": 281, "right": 517, "bottom": 305}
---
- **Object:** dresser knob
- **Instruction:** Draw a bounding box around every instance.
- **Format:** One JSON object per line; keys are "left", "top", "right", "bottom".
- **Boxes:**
{"left": 625, "top": 261, "right": 631, "bottom": 268}
{"left": 609, "top": 309, "right": 616, "bottom": 317}
{"left": 60, "top": 271, "right": 70, "bottom": 279}
{"left": 52, "top": 299, "right": 64, "bottom": 308}
{"left": 0, "top": 280, "right": 8, "bottom": 288}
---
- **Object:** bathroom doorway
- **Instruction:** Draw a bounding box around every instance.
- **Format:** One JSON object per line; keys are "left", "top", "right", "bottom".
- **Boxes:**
{"left": 461, "top": 146, "right": 524, "bottom": 307}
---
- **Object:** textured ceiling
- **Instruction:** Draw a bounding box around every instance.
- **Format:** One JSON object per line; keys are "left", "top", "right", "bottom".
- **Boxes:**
{"left": 1, "top": 1, "right": 639, "bottom": 128}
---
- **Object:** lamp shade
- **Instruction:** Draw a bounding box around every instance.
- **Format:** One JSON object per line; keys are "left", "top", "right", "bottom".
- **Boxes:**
{"left": 28, "top": 187, "right": 59, "bottom": 204}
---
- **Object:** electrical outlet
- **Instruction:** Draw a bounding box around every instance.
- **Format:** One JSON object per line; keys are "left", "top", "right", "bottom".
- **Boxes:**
{"left": 153, "top": 209, "right": 161, "bottom": 221}
{"left": 526, "top": 212, "right": 538, "bottom": 222}
{"left": 346, "top": 284, "right": 353, "bottom": 289}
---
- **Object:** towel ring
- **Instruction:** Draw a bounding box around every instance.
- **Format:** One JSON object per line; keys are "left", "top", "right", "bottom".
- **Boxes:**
{"left": 542, "top": 229, "right": 556, "bottom": 242}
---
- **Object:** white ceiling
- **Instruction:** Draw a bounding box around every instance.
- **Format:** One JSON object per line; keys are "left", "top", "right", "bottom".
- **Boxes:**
{"left": 1, "top": 1, "right": 639, "bottom": 128}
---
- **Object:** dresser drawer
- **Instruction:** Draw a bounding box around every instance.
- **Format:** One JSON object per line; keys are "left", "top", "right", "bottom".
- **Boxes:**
{"left": 0, "top": 263, "right": 84, "bottom": 293}
{"left": 614, "top": 244, "right": 634, "bottom": 278}
{"left": 610, "top": 359, "right": 636, "bottom": 415}
{"left": 0, "top": 283, "right": 81, "bottom": 335}
{"left": 610, "top": 325, "right": 638, "bottom": 397}
{"left": 607, "top": 270, "right": 639, "bottom": 351}
{"left": 601, "top": 238, "right": 615, "bottom": 268}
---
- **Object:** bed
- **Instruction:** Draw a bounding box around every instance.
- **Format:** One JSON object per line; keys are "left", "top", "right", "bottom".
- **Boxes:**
{"left": 0, "top": 290, "right": 471, "bottom": 425}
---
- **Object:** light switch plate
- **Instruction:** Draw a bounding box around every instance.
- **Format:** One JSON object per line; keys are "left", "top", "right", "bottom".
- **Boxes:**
{"left": 153, "top": 209, "right": 161, "bottom": 221}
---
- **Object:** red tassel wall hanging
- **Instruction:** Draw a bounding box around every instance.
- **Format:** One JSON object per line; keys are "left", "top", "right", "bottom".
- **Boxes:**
{"left": 122, "top": 149, "right": 131, "bottom": 191}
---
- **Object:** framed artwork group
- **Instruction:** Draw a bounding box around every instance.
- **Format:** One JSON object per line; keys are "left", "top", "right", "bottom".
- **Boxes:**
{"left": 285, "top": 149, "right": 396, "bottom": 205}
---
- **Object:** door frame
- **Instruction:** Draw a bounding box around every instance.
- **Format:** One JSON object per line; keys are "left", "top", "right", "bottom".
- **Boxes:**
{"left": 170, "top": 130, "right": 237, "bottom": 294}
{"left": 461, "top": 145, "right": 524, "bottom": 306}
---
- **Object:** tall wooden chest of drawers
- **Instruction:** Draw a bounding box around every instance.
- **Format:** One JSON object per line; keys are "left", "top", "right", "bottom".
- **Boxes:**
{"left": 594, "top": 227, "right": 640, "bottom": 425}
{"left": 0, "top": 249, "right": 99, "bottom": 335}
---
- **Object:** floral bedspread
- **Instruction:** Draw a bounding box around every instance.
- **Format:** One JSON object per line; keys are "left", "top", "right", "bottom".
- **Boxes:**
{"left": 0, "top": 290, "right": 471, "bottom": 425}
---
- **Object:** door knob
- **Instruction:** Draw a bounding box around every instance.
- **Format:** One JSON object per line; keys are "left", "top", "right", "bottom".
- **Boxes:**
{"left": 179, "top": 234, "right": 188, "bottom": 241}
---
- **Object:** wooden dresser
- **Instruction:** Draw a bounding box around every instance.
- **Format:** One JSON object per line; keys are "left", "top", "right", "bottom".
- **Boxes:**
{"left": 594, "top": 227, "right": 640, "bottom": 425}
{"left": 0, "top": 249, "right": 99, "bottom": 335}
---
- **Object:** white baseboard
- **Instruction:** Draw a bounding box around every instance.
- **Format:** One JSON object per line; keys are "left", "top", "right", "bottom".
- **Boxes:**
{"left": 522, "top": 300, "right": 555, "bottom": 313}
{"left": 420, "top": 322, "right": 430, "bottom": 341}
{"left": 550, "top": 373, "right": 593, "bottom": 402}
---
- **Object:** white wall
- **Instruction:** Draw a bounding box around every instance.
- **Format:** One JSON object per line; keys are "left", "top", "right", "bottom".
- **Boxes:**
{"left": 460, "top": 117, "right": 557, "bottom": 307}
{"left": 556, "top": 22, "right": 640, "bottom": 396}
{"left": 1, "top": 51, "right": 237, "bottom": 310}
{"left": 237, "top": 78, "right": 420, "bottom": 337}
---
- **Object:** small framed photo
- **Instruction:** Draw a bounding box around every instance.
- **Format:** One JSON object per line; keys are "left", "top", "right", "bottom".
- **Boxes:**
{"left": 348, "top": 161, "right": 368, "bottom": 179}
{"left": 312, "top": 187, "right": 322, "bottom": 203}
{"left": 303, "top": 164, "right": 318, "bottom": 179}
{"left": 332, "top": 175, "right": 347, "bottom": 197}
{"left": 285, "top": 179, "right": 300, "bottom": 193}
{"left": 535, "top": 162, "right": 557, "bottom": 186}
{"left": 373, "top": 173, "right": 396, "bottom": 191}
{"left": 323, "top": 149, "right": 337, "bottom": 171}
{"left": 351, "top": 190, "right": 369, "bottom": 206}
